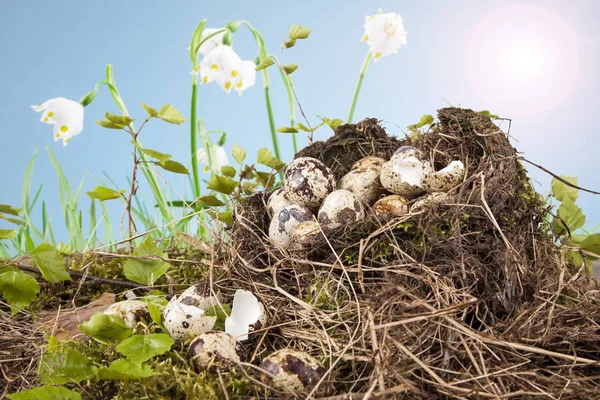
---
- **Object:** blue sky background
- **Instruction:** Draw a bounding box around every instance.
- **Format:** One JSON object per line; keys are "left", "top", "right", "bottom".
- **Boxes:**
{"left": 1, "top": 0, "right": 599, "bottom": 243}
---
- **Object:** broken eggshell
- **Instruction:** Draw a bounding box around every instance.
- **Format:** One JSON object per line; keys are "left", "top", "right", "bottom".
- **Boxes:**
{"left": 393, "top": 145, "right": 427, "bottom": 161}
{"left": 260, "top": 349, "right": 326, "bottom": 394}
{"left": 380, "top": 155, "right": 433, "bottom": 198}
{"left": 267, "top": 188, "right": 293, "bottom": 217}
{"left": 339, "top": 168, "right": 386, "bottom": 205}
{"left": 268, "top": 204, "right": 314, "bottom": 249}
{"left": 351, "top": 156, "right": 385, "bottom": 171}
{"left": 188, "top": 331, "right": 245, "bottom": 372}
{"left": 163, "top": 284, "right": 221, "bottom": 341}
{"left": 411, "top": 192, "right": 450, "bottom": 212}
{"left": 318, "top": 189, "right": 365, "bottom": 225}
{"left": 422, "top": 160, "right": 465, "bottom": 193}
{"left": 103, "top": 300, "right": 150, "bottom": 329}
{"left": 224, "top": 289, "right": 267, "bottom": 341}
{"left": 372, "top": 195, "right": 410, "bottom": 221}
{"left": 284, "top": 157, "right": 336, "bottom": 209}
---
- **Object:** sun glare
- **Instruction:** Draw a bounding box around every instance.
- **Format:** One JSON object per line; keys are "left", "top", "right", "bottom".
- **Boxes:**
{"left": 467, "top": 5, "right": 580, "bottom": 115}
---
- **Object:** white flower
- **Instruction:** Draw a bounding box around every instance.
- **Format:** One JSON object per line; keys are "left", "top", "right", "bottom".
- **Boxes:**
{"left": 197, "top": 146, "right": 229, "bottom": 171}
{"left": 362, "top": 12, "right": 407, "bottom": 62}
{"left": 234, "top": 60, "right": 257, "bottom": 95}
{"left": 225, "top": 290, "right": 261, "bottom": 341}
{"left": 192, "top": 46, "right": 257, "bottom": 95}
{"left": 197, "top": 28, "right": 226, "bottom": 55}
{"left": 31, "top": 97, "right": 84, "bottom": 146}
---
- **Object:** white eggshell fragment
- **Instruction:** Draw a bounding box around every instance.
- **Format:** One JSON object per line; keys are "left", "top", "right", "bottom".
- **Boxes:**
{"left": 188, "top": 331, "right": 244, "bottom": 372}
{"left": 267, "top": 188, "right": 292, "bottom": 217}
{"left": 393, "top": 145, "right": 427, "bottom": 161}
{"left": 269, "top": 204, "right": 314, "bottom": 248}
{"left": 411, "top": 192, "right": 450, "bottom": 212}
{"left": 380, "top": 155, "right": 433, "bottom": 197}
{"left": 422, "top": 160, "right": 465, "bottom": 193}
{"left": 372, "top": 195, "right": 410, "bottom": 220}
{"left": 340, "top": 168, "right": 386, "bottom": 205}
{"left": 260, "top": 349, "right": 326, "bottom": 393}
{"left": 318, "top": 189, "right": 365, "bottom": 225}
{"left": 351, "top": 156, "right": 385, "bottom": 171}
{"left": 225, "top": 289, "right": 267, "bottom": 341}
{"left": 103, "top": 300, "right": 150, "bottom": 329}
{"left": 284, "top": 157, "right": 336, "bottom": 209}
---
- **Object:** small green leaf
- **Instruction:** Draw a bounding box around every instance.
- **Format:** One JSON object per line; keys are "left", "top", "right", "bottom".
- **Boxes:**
{"left": 553, "top": 200, "right": 586, "bottom": 235}
{"left": 283, "top": 64, "right": 298, "bottom": 74}
{"left": 204, "top": 304, "right": 231, "bottom": 330}
{"left": 153, "top": 160, "right": 189, "bottom": 174}
{"left": 30, "top": 243, "right": 71, "bottom": 283}
{"left": 123, "top": 236, "right": 171, "bottom": 286}
{"left": 232, "top": 144, "right": 246, "bottom": 164}
{"left": 255, "top": 57, "right": 275, "bottom": 71}
{"left": 551, "top": 176, "right": 579, "bottom": 203}
{"left": 567, "top": 250, "right": 584, "bottom": 267}
{"left": 157, "top": 104, "right": 186, "bottom": 125}
{"left": 297, "top": 122, "right": 311, "bottom": 132}
{"left": 78, "top": 313, "right": 132, "bottom": 343}
{"left": 39, "top": 337, "right": 93, "bottom": 385}
{"left": 207, "top": 175, "right": 239, "bottom": 195}
{"left": 221, "top": 165, "right": 237, "bottom": 178}
{"left": 289, "top": 24, "right": 311, "bottom": 40}
{"left": 116, "top": 333, "right": 174, "bottom": 365}
{"left": 407, "top": 114, "right": 434, "bottom": 130}
{"left": 195, "top": 195, "right": 225, "bottom": 207}
{"left": 0, "top": 270, "right": 40, "bottom": 314}
{"left": 240, "top": 164, "right": 254, "bottom": 180}
{"left": 217, "top": 211, "right": 233, "bottom": 227}
{"left": 277, "top": 126, "right": 299, "bottom": 133}
{"left": 283, "top": 38, "right": 296, "bottom": 48}
{"left": 0, "top": 214, "right": 21, "bottom": 225}
{"left": 0, "top": 229, "right": 17, "bottom": 239}
{"left": 257, "top": 148, "right": 286, "bottom": 170}
{"left": 254, "top": 171, "right": 276, "bottom": 189}
{"left": 105, "top": 112, "right": 135, "bottom": 126}
{"left": 581, "top": 233, "right": 600, "bottom": 259}
{"left": 141, "top": 102, "right": 159, "bottom": 117}
{"left": 242, "top": 181, "right": 256, "bottom": 195}
{"left": 7, "top": 386, "right": 82, "bottom": 400}
{"left": 141, "top": 148, "right": 172, "bottom": 163}
{"left": 148, "top": 303, "right": 165, "bottom": 329}
{"left": 93, "top": 359, "right": 155, "bottom": 380}
{"left": 96, "top": 120, "right": 127, "bottom": 129}
{"left": 190, "top": 19, "right": 206, "bottom": 61}
{"left": 479, "top": 110, "right": 500, "bottom": 119}
{"left": 323, "top": 117, "right": 343, "bottom": 129}
{"left": 86, "top": 186, "right": 126, "bottom": 201}
{"left": 0, "top": 204, "right": 21, "bottom": 216}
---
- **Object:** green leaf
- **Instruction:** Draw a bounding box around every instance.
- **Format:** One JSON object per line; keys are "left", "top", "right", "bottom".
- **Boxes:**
{"left": 195, "top": 195, "right": 225, "bottom": 207}
{"left": 297, "top": 123, "right": 311, "bottom": 132}
{"left": 551, "top": 176, "right": 579, "bottom": 203}
{"left": 7, "top": 386, "right": 81, "bottom": 400}
{"left": 105, "top": 112, "right": 135, "bottom": 126}
{"left": 323, "top": 117, "right": 343, "bottom": 129}
{"left": 93, "top": 359, "right": 155, "bottom": 380}
{"left": 86, "top": 186, "right": 126, "bottom": 201}
{"left": 283, "top": 38, "right": 296, "bottom": 49}
{"left": 567, "top": 250, "right": 584, "bottom": 267}
{"left": 123, "top": 235, "right": 170, "bottom": 286}
{"left": 29, "top": 243, "right": 71, "bottom": 283}
{"left": 0, "top": 214, "right": 21, "bottom": 225}
{"left": 242, "top": 181, "right": 256, "bottom": 195}
{"left": 147, "top": 303, "right": 165, "bottom": 329}
{"left": 141, "top": 102, "right": 159, "bottom": 117}
{"left": 116, "top": 333, "right": 174, "bottom": 365}
{"left": 153, "top": 160, "right": 189, "bottom": 175}
{"left": 221, "top": 165, "right": 237, "bottom": 178}
{"left": 232, "top": 144, "right": 246, "bottom": 164}
{"left": 141, "top": 148, "right": 172, "bottom": 163}
{"left": 553, "top": 200, "right": 586, "bottom": 234}
{"left": 407, "top": 114, "right": 434, "bottom": 130}
{"left": 254, "top": 171, "right": 276, "bottom": 189}
{"left": 289, "top": 24, "right": 311, "bottom": 40}
{"left": 217, "top": 211, "right": 233, "bottom": 227}
{"left": 39, "top": 337, "right": 93, "bottom": 385}
{"left": 204, "top": 304, "right": 231, "bottom": 330}
{"left": 0, "top": 204, "right": 21, "bottom": 216}
{"left": 157, "top": 104, "right": 186, "bottom": 125}
{"left": 581, "top": 233, "right": 600, "bottom": 259}
{"left": 78, "top": 313, "right": 132, "bottom": 343}
{"left": 190, "top": 19, "right": 206, "bottom": 61}
{"left": 257, "top": 148, "right": 286, "bottom": 170}
{"left": 479, "top": 110, "right": 500, "bottom": 119}
{"left": 283, "top": 64, "right": 298, "bottom": 74}
{"left": 277, "top": 126, "right": 299, "bottom": 133}
{"left": 0, "top": 229, "right": 17, "bottom": 239}
{"left": 0, "top": 270, "right": 39, "bottom": 314}
{"left": 96, "top": 120, "right": 128, "bottom": 130}
{"left": 207, "top": 175, "right": 239, "bottom": 195}
{"left": 255, "top": 57, "right": 275, "bottom": 71}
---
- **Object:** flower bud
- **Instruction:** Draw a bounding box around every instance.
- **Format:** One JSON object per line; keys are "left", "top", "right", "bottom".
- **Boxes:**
{"left": 222, "top": 30, "right": 233, "bottom": 46}
{"left": 79, "top": 88, "right": 98, "bottom": 107}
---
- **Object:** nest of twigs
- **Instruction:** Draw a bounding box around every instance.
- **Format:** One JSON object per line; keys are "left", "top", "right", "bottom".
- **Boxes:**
{"left": 228, "top": 108, "right": 600, "bottom": 398}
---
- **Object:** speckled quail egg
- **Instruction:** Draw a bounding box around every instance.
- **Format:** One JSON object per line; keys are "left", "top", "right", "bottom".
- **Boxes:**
{"left": 269, "top": 204, "right": 314, "bottom": 248}
{"left": 284, "top": 157, "right": 336, "bottom": 209}
{"left": 422, "top": 160, "right": 465, "bottom": 193}
{"left": 411, "top": 192, "right": 450, "bottom": 212}
{"left": 163, "top": 283, "right": 221, "bottom": 341}
{"left": 289, "top": 220, "right": 324, "bottom": 249}
{"left": 393, "top": 145, "right": 427, "bottom": 161}
{"left": 351, "top": 156, "right": 385, "bottom": 171}
{"left": 340, "top": 168, "right": 386, "bottom": 205}
{"left": 372, "top": 195, "right": 410, "bottom": 221}
{"left": 267, "top": 188, "right": 293, "bottom": 217}
{"left": 188, "top": 331, "right": 245, "bottom": 372}
{"left": 103, "top": 300, "right": 150, "bottom": 329}
{"left": 260, "top": 349, "right": 326, "bottom": 394}
{"left": 380, "top": 155, "right": 433, "bottom": 198}
{"left": 318, "top": 190, "right": 365, "bottom": 225}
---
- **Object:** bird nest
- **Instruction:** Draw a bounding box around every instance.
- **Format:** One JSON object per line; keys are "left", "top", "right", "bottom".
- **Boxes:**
{"left": 228, "top": 108, "right": 600, "bottom": 398}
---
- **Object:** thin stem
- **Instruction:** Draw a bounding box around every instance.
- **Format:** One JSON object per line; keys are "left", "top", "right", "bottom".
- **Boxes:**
{"left": 190, "top": 78, "right": 201, "bottom": 198}
{"left": 271, "top": 54, "right": 297, "bottom": 154}
{"left": 347, "top": 52, "right": 372, "bottom": 123}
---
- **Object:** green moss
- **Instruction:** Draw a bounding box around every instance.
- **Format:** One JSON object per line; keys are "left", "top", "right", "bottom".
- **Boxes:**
{"left": 304, "top": 273, "right": 348, "bottom": 310}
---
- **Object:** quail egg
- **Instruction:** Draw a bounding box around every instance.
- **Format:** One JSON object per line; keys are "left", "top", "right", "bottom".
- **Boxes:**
{"left": 289, "top": 221, "right": 324, "bottom": 249}
{"left": 422, "top": 160, "right": 465, "bottom": 193}
{"left": 318, "top": 189, "right": 365, "bottom": 225}
{"left": 411, "top": 192, "right": 450, "bottom": 212}
{"left": 393, "top": 145, "right": 427, "bottom": 161}
{"left": 340, "top": 168, "right": 386, "bottom": 205}
{"left": 372, "top": 195, "right": 410, "bottom": 221}
{"left": 268, "top": 204, "right": 314, "bottom": 248}
{"left": 380, "top": 155, "right": 433, "bottom": 198}
{"left": 267, "top": 188, "right": 292, "bottom": 217}
{"left": 351, "top": 156, "right": 385, "bottom": 171}
{"left": 188, "top": 331, "right": 245, "bottom": 372}
{"left": 103, "top": 300, "right": 150, "bottom": 329}
{"left": 284, "top": 157, "right": 336, "bottom": 209}
{"left": 260, "top": 349, "right": 326, "bottom": 393}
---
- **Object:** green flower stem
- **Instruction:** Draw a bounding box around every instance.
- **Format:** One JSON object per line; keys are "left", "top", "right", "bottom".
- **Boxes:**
{"left": 347, "top": 52, "right": 372, "bottom": 123}
{"left": 270, "top": 54, "right": 297, "bottom": 154}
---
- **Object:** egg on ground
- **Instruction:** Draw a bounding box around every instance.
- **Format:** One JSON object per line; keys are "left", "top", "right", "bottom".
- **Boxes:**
{"left": 380, "top": 155, "right": 433, "bottom": 198}
{"left": 372, "top": 195, "right": 410, "bottom": 221}
{"left": 318, "top": 189, "right": 365, "bottom": 225}
{"left": 267, "top": 188, "right": 292, "bottom": 217}
{"left": 260, "top": 349, "right": 326, "bottom": 393}
{"left": 163, "top": 284, "right": 221, "bottom": 341}
{"left": 268, "top": 204, "right": 314, "bottom": 249}
{"left": 284, "top": 157, "right": 336, "bottom": 209}
{"left": 422, "top": 160, "right": 465, "bottom": 193}
{"left": 339, "top": 168, "right": 386, "bottom": 205}
{"left": 103, "top": 300, "right": 150, "bottom": 329}
{"left": 351, "top": 156, "right": 385, "bottom": 171}
{"left": 188, "top": 331, "right": 245, "bottom": 372}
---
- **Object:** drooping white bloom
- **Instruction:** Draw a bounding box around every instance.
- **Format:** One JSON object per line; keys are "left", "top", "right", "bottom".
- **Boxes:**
{"left": 197, "top": 28, "right": 226, "bottom": 55}
{"left": 234, "top": 60, "right": 257, "bottom": 95}
{"left": 197, "top": 146, "right": 229, "bottom": 171}
{"left": 225, "top": 289, "right": 261, "bottom": 341}
{"left": 191, "top": 46, "right": 257, "bottom": 95}
{"left": 362, "top": 12, "right": 407, "bottom": 62}
{"left": 31, "top": 97, "right": 84, "bottom": 146}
